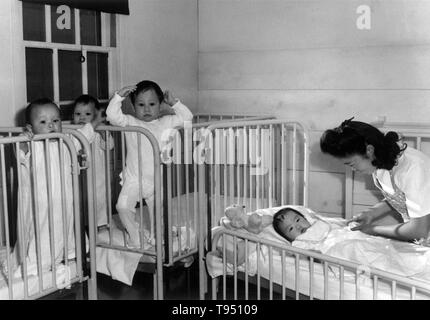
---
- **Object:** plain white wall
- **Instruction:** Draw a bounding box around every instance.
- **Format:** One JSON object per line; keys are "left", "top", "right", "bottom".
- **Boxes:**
{"left": 118, "top": 0, "right": 198, "bottom": 112}
{"left": 0, "top": 0, "right": 26, "bottom": 126}
{"left": 198, "top": 0, "right": 430, "bottom": 215}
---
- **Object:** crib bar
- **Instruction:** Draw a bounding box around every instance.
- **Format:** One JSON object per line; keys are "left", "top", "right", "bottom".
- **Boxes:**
{"left": 1, "top": 144, "right": 13, "bottom": 299}
{"left": 167, "top": 163, "right": 173, "bottom": 263}
{"left": 281, "top": 125, "right": 286, "bottom": 204}
{"left": 416, "top": 137, "right": 422, "bottom": 150}
{"left": 59, "top": 140, "right": 69, "bottom": 275}
{"left": 44, "top": 139, "right": 58, "bottom": 289}
{"left": 281, "top": 250, "right": 286, "bottom": 300}
{"left": 137, "top": 133, "right": 145, "bottom": 248}
{"left": 295, "top": 254, "right": 300, "bottom": 300}
{"left": 104, "top": 133, "right": 114, "bottom": 246}
{"left": 269, "top": 125, "right": 274, "bottom": 207}
{"left": 30, "top": 140, "right": 44, "bottom": 294}
{"left": 292, "top": 124, "right": 297, "bottom": 204}
{"left": 223, "top": 131, "right": 228, "bottom": 211}
{"left": 222, "top": 235, "right": 227, "bottom": 299}
{"left": 184, "top": 128, "right": 191, "bottom": 252}
{"left": 233, "top": 236, "right": 237, "bottom": 300}
{"left": 15, "top": 142, "right": 29, "bottom": 299}
{"left": 392, "top": 281, "right": 397, "bottom": 300}
{"left": 355, "top": 269, "right": 360, "bottom": 300}
{"left": 243, "top": 128, "right": 248, "bottom": 209}
{"left": 257, "top": 242, "right": 261, "bottom": 300}
{"left": 309, "top": 257, "right": 314, "bottom": 300}
{"left": 236, "top": 129, "right": 241, "bottom": 204}
{"left": 269, "top": 246, "right": 273, "bottom": 300}
{"left": 228, "top": 129, "right": 234, "bottom": 205}
{"left": 340, "top": 266, "right": 344, "bottom": 300}
{"left": 245, "top": 238, "right": 249, "bottom": 300}
{"left": 373, "top": 276, "right": 378, "bottom": 299}
{"left": 249, "top": 129, "right": 254, "bottom": 210}
{"left": 256, "top": 126, "right": 260, "bottom": 209}
{"left": 411, "top": 286, "right": 416, "bottom": 300}
{"left": 175, "top": 131, "right": 182, "bottom": 259}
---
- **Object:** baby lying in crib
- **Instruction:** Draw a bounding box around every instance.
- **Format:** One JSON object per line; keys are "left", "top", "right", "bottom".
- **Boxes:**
{"left": 218, "top": 205, "right": 430, "bottom": 278}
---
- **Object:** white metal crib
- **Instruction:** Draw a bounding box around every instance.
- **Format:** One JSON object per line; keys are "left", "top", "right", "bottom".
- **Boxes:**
{"left": 203, "top": 119, "right": 430, "bottom": 300}
{"left": 0, "top": 132, "right": 97, "bottom": 300}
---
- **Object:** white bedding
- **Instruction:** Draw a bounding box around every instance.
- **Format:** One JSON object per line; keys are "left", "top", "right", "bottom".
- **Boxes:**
{"left": 206, "top": 205, "right": 430, "bottom": 300}
{"left": 0, "top": 261, "right": 78, "bottom": 300}
{"left": 96, "top": 214, "right": 196, "bottom": 286}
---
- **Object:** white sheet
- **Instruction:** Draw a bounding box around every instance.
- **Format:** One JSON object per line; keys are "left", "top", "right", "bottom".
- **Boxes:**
{"left": 0, "top": 261, "right": 78, "bottom": 300}
{"left": 96, "top": 214, "right": 196, "bottom": 286}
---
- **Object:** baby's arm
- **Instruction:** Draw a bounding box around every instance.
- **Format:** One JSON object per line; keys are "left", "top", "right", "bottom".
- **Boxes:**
{"left": 159, "top": 90, "right": 193, "bottom": 128}
{"left": 106, "top": 86, "right": 136, "bottom": 127}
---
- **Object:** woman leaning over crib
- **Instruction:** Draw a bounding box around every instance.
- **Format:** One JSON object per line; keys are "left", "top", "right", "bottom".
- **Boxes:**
{"left": 320, "top": 118, "right": 430, "bottom": 244}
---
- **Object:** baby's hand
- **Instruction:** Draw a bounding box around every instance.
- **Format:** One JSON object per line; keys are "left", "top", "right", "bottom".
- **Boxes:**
{"left": 117, "top": 85, "right": 137, "bottom": 98}
{"left": 23, "top": 128, "right": 34, "bottom": 140}
{"left": 92, "top": 109, "right": 105, "bottom": 127}
{"left": 163, "top": 90, "right": 178, "bottom": 106}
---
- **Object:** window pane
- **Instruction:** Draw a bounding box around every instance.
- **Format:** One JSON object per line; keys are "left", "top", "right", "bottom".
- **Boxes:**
{"left": 25, "top": 48, "right": 53, "bottom": 102}
{"left": 110, "top": 14, "right": 116, "bottom": 47}
{"left": 23, "top": 2, "right": 46, "bottom": 41}
{"left": 51, "top": 5, "right": 75, "bottom": 44}
{"left": 87, "top": 52, "right": 109, "bottom": 100}
{"left": 80, "top": 9, "right": 101, "bottom": 46}
{"left": 58, "top": 50, "right": 82, "bottom": 101}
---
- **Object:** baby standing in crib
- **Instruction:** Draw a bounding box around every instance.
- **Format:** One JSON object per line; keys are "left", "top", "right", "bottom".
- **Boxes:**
{"left": 72, "top": 94, "right": 114, "bottom": 227}
{"left": 106, "top": 80, "right": 193, "bottom": 247}
{"left": 2, "top": 98, "right": 103, "bottom": 277}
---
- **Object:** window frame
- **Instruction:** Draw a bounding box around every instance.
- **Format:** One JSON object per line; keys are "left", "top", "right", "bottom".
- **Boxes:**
{"left": 22, "top": 3, "right": 119, "bottom": 108}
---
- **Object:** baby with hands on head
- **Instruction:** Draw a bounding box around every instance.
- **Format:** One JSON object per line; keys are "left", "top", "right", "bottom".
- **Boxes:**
{"left": 106, "top": 80, "right": 193, "bottom": 247}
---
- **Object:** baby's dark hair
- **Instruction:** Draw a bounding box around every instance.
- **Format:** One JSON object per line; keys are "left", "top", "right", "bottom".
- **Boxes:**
{"left": 25, "top": 98, "right": 59, "bottom": 125}
{"left": 130, "top": 80, "right": 164, "bottom": 105}
{"left": 273, "top": 207, "right": 307, "bottom": 242}
{"left": 320, "top": 118, "right": 407, "bottom": 170}
{"left": 73, "top": 94, "right": 100, "bottom": 111}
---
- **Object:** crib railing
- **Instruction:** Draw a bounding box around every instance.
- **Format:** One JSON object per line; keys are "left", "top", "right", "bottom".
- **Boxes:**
{"left": 193, "top": 113, "right": 274, "bottom": 124}
{"left": 198, "top": 119, "right": 309, "bottom": 299}
{"left": 0, "top": 133, "right": 97, "bottom": 300}
{"left": 210, "top": 229, "right": 430, "bottom": 300}
{"left": 202, "top": 120, "right": 310, "bottom": 228}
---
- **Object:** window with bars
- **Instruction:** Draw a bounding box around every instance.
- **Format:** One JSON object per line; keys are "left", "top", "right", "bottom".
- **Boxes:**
{"left": 22, "top": 1, "right": 117, "bottom": 120}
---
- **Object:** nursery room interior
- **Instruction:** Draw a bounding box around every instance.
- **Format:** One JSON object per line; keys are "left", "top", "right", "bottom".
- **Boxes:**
{"left": 1, "top": 0, "right": 430, "bottom": 301}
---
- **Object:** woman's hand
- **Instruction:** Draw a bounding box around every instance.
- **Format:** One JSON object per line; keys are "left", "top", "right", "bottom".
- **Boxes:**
{"left": 347, "top": 208, "right": 375, "bottom": 231}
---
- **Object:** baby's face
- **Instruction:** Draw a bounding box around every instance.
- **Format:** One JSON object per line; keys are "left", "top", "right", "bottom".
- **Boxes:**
{"left": 30, "top": 104, "right": 62, "bottom": 134}
{"left": 277, "top": 210, "right": 311, "bottom": 241}
{"left": 134, "top": 89, "right": 161, "bottom": 122}
{"left": 73, "top": 102, "right": 96, "bottom": 125}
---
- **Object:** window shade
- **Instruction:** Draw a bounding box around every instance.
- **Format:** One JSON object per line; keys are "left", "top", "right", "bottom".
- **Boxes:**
{"left": 19, "top": 0, "right": 129, "bottom": 15}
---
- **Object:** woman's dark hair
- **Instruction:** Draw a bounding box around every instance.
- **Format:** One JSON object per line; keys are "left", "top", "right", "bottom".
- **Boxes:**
{"left": 25, "top": 98, "right": 59, "bottom": 125}
{"left": 273, "top": 208, "right": 307, "bottom": 242}
{"left": 320, "top": 118, "right": 407, "bottom": 170}
{"left": 130, "top": 80, "right": 164, "bottom": 105}
{"left": 73, "top": 94, "right": 100, "bottom": 111}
